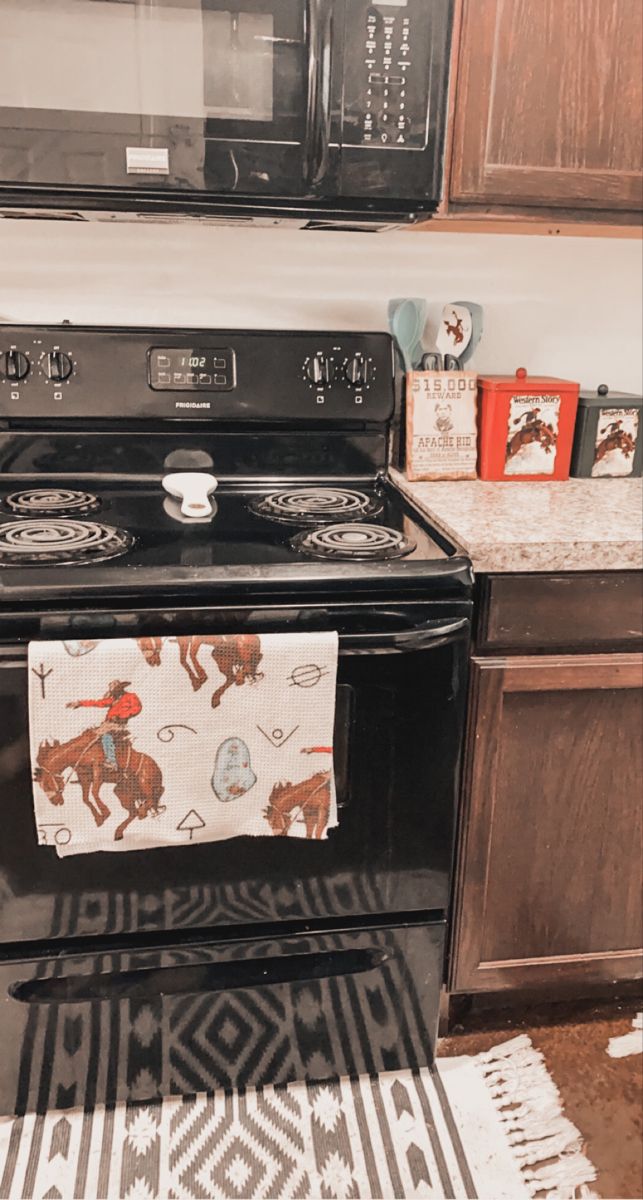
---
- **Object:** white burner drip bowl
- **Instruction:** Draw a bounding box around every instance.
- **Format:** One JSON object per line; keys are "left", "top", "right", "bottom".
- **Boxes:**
{"left": 162, "top": 472, "right": 219, "bottom": 519}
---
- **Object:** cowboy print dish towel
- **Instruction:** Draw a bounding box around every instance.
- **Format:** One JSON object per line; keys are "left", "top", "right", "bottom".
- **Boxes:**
{"left": 28, "top": 632, "right": 338, "bottom": 857}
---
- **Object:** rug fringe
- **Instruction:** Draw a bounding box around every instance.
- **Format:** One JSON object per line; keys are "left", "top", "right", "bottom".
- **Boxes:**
{"left": 475, "top": 1034, "right": 598, "bottom": 1200}
{"left": 607, "top": 1011, "right": 642, "bottom": 1058}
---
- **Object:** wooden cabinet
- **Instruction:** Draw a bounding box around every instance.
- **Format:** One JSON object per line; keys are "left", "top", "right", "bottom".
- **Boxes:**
{"left": 448, "top": 0, "right": 643, "bottom": 219}
{"left": 478, "top": 572, "right": 643, "bottom": 653}
{"left": 450, "top": 574, "right": 643, "bottom": 995}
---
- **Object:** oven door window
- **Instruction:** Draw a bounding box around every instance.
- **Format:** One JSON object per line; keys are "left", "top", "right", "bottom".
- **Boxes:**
{"left": 0, "top": 0, "right": 305, "bottom": 150}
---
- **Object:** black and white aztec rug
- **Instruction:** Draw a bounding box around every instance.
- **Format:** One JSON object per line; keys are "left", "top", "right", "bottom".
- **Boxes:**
{"left": 0, "top": 1035, "right": 597, "bottom": 1200}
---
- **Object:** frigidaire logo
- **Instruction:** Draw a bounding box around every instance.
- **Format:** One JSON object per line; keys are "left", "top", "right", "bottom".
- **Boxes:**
{"left": 175, "top": 401, "right": 211, "bottom": 409}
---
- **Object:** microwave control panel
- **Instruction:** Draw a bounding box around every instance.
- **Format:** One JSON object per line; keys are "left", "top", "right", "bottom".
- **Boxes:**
{"left": 342, "top": 0, "right": 434, "bottom": 149}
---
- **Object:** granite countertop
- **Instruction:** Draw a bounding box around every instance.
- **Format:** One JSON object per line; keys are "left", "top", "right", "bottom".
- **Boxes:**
{"left": 390, "top": 470, "right": 643, "bottom": 573}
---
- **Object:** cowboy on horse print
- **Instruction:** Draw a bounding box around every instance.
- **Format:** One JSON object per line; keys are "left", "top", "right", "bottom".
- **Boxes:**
{"left": 34, "top": 674, "right": 164, "bottom": 843}
{"left": 66, "top": 678, "right": 142, "bottom": 773}
{"left": 263, "top": 770, "right": 332, "bottom": 839}
{"left": 263, "top": 745, "right": 334, "bottom": 839}
{"left": 592, "top": 408, "right": 639, "bottom": 476}
{"left": 505, "top": 396, "right": 560, "bottom": 475}
{"left": 137, "top": 633, "right": 263, "bottom": 709}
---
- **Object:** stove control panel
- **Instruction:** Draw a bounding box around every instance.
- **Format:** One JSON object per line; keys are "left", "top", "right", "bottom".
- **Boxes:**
{"left": 0, "top": 327, "right": 395, "bottom": 423}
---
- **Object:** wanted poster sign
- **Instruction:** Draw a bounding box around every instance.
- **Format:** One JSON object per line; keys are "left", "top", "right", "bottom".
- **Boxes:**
{"left": 406, "top": 371, "right": 478, "bottom": 480}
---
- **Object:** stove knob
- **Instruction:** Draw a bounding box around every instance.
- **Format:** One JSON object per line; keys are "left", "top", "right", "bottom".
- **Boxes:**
{"left": 46, "top": 350, "right": 73, "bottom": 382}
{"left": 1, "top": 349, "right": 30, "bottom": 381}
{"left": 306, "top": 353, "right": 332, "bottom": 386}
{"left": 344, "top": 354, "right": 370, "bottom": 387}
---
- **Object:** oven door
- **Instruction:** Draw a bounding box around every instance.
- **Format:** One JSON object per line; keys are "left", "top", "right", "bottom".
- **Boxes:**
{"left": 0, "top": 0, "right": 329, "bottom": 198}
{"left": 0, "top": 600, "right": 470, "bottom": 944}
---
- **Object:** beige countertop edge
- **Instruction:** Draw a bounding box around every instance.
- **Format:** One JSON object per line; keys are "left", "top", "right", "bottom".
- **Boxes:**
{"left": 390, "top": 470, "right": 643, "bottom": 574}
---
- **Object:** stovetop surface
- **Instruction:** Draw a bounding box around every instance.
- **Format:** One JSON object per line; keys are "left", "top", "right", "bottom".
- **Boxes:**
{"left": 0, "top": 475, "right": 471, "bottom": 603}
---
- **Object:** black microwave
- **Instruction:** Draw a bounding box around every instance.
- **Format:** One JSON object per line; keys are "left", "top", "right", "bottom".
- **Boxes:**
{"left": 0, "top": 0, "right": 453, "bottom": 229}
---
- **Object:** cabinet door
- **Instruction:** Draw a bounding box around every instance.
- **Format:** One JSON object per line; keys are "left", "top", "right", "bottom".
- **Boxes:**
{"left": 450, "top": 0, "right": 643, "bottom": 213}
{"left": 450, "top": 653, "right": 643, "bottom": 993}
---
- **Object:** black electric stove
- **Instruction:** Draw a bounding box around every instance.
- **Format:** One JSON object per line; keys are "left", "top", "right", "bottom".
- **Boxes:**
{"left": 0, "top": 325, "right": 472, "bottom": 1114}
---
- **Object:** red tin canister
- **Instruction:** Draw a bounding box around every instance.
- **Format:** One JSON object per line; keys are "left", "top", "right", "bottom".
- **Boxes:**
{"left": 478, "top": 368, "right": 580, "bottom": 481}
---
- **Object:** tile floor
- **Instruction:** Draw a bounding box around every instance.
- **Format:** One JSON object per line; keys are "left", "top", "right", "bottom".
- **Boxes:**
{"left": 439, "top": 996, "right": 643, "bottom": 1200}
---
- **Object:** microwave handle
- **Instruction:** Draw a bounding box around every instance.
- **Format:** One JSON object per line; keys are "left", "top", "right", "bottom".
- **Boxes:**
{"left": 304, "top": 0, "right": 333, "bottom": 187}
{"left": 340, "top": 617, "right": 469, "bottom": 655}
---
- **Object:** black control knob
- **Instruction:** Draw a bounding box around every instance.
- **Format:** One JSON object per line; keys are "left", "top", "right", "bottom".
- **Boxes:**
{"left": 306, "top": 353, "right": 332, "bottom": 386}
{"left": 46, "top": 351, "right": 73, "bottom": 382}
{"left": 345, "top": 354, "right": 370, "bottom": 387}
{"left": 2, "top": 349, "right": 30, "bottom": 381}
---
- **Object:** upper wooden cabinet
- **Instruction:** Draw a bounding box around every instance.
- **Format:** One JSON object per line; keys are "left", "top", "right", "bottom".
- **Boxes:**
{"left": 449, "top": 0, "right": 643, "bottom": 216}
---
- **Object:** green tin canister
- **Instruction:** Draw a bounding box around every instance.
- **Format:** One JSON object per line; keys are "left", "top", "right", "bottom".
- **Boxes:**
{"left": 570, "top": 385, "right": 642, "bottom": 478}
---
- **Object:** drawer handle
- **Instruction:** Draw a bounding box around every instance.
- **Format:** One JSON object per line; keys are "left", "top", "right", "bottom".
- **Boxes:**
{"left": 10, "top": 947, "right": 388, "bottom": 1004}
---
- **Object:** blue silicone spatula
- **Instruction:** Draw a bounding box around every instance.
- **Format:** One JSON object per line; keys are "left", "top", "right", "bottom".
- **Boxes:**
{"left": 387, "top": 298, "right": 427, "bottom": 373}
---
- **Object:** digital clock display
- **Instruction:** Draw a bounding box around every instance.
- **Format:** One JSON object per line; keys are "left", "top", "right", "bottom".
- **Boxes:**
{"left": 148, "top": 347, "right": 236, "bottom": 391}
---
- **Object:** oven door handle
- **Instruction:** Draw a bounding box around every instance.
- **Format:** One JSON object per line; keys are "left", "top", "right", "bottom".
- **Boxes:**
{"left": 340, "top": 617, "right": 470, "bottom": 655}
{"left": 303, "top": 0, "right": 333, "bottom": 187}
{"left": 4, "top": 618, "right": 468, "bottom": 666}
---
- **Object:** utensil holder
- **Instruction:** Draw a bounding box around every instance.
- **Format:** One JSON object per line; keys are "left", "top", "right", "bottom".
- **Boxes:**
{"left": 405, "top": 370, "right": 478, "bottom": 481}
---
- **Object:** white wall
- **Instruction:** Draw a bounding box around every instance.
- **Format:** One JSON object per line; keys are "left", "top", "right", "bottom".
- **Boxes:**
{"left": 0, "top": 219, "right": 641, "bottom": 393}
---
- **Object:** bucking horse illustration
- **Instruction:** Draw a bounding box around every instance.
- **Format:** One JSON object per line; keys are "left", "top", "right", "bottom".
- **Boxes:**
{"left": 34, "top": 730, "right": 165, "bottom": 842}
{"left": 594, "top": 426, "right": 636, "bottom": 464}
{"left": 506, "top": 414, "right": 558, "bottom": 462}
{"left": 263, "top": 770, "right": 332, "bottom": 839}
{"left": 444, "top": 313, "right": 465, "bottom": 346}
{"left": 138, "top": 634, "right": 263, "bottom": 708}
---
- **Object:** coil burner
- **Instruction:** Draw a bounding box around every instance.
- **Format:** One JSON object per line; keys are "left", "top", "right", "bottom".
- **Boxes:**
{"left": 251, "top": 487, "right": 382, "bottom": 525}
{"left": 0, "top": 520, "right": 134, "bottom": 566}
{"left": 291, "top": 522, "right": 415, "bottom": 561}
{"left": 4, "top": 488, "right": 101, "bottom": 516}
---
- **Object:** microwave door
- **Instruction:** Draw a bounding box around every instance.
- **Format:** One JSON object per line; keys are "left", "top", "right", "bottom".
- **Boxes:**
{"left": 0, "top": 0, "right": 148, "bottom": 188}
{"left": 0, "top": 0, "right": 314, "bottom": 199}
